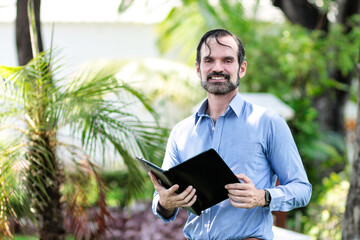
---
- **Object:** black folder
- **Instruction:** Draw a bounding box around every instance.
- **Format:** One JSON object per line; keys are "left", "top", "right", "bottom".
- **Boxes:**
{"left": 135, "top": 149, "right": 239, "bottom": 215}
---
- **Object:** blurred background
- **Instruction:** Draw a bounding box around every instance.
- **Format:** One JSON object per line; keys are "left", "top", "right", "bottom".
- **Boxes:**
{"left": 1, "top": 0, "right": 360, "bottom": 239}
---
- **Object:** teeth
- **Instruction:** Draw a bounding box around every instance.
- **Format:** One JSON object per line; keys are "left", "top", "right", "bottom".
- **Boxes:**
{"left": 211, "top": 77, "right": 224, "bottom": 80}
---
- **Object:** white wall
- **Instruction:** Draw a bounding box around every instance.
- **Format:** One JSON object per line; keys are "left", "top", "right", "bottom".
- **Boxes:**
{"left": 43, "top": 22, "right": 159, "bottom": 64}
{"left": 0, "top": 22, "right": 18, "bottom": 66}
{"left": 0, "top": 21, "right": 160, "bottom": 73}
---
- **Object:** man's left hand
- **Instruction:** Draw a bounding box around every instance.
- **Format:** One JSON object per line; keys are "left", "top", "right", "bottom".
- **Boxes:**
{"left": 225, "top": 173, "right": 266, "bottom": 209}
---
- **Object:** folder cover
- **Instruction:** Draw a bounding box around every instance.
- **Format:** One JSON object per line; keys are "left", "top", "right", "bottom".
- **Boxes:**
{"left": 136, "top": 149, "right": 239, "bottom": 215}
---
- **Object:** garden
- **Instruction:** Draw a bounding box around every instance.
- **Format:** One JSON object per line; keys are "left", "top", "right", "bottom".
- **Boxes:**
{"left": 1, "top": 0, "right": 360, "bottom": 239}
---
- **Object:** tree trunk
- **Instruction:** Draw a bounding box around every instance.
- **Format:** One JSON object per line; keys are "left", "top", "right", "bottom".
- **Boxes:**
{"left": 27, "top": 138, "right": 65, "bottom": 240}
{"left": 312, "top": 71, "right": 352, "bottom": 137}
{"left": 342, "top": 61, "right": 360, "bottom": 240}
{"left": 17, "top": 1, "right": 66, "bottom": 238}
{"left": 271, "top": 0, "right": 328, "bottom": 31}
{"left": 16, "top": 0, "right": 43, "bottom": 66}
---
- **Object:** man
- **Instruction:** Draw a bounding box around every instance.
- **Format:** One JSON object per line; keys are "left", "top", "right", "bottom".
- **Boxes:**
{"left": 149, "top": 29, "right": 312, "bottom": 240}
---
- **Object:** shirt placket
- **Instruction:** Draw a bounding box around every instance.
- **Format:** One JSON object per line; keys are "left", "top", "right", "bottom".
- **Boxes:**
{"left": 210, "top": 116, "right": 223, "bottom": 152}
{"left": 207, "top": 115, "right": 224, "bottom": 238}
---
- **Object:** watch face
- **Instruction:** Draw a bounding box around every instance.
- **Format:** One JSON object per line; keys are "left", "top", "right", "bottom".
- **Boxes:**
{"left": 265, "top": 190, "right": 271, "bottom": 203}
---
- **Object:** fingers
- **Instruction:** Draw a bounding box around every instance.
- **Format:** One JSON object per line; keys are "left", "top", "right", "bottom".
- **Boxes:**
{"left": 227, "top": 187, "right": 254, "bottom": 205}
{"left": 225, "top": 173, "right": 262, "bottom": 209}
{"left": 228, "top": 188, "right": 256, "bottom": 209}
{"left": 148, "top": 172, "right": 180, "bottom": 193}
{"left": 178, "top": 185, "right": 195, "bottom": 199}
{"left": 159, "top": 186, "right": 197, "bottom": 210}
{"left": 225, "top": 173, "right": 252, "bottom": 190}
{"left": 229, "top": 198, "right": 251, "bottom": 209}
{"left": 183, "top": 193, "right": 197, "bottom": 207}
{"left": 236, "top": 173, "right": 251, "bottom": 184}
{"left": 167, "top": 185, "right": 196, "bottom": 207}
{"left": 148, "top": 171, "right": 197, "bottom": 210}
{"left": 178, "top": 186, "right": 197, "bottom": 207}
{"left": 228, "top": 192, "right": 251, "bottom": 203}
{"left": 228, "top": 192, "right": 261, "bottom": 209}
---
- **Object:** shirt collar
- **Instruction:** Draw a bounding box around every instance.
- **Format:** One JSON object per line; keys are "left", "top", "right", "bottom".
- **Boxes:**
{"left": 194, "top": 92, "right": 244, "bottom": 125}
{"left": 228, "top": 92, "right": 244, "bottom": 118}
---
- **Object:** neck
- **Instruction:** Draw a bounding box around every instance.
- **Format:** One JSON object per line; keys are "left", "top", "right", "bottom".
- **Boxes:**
{"left": 206, "top": 90, "right": 237, "bottom": 123}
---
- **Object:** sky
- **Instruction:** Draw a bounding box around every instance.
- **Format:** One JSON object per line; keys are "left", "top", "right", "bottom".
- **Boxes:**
{"left": 0, "top": 0, "right": 284, "bottom": 24}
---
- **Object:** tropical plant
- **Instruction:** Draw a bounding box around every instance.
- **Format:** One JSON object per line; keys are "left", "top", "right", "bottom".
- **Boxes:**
{"left": 0, "top": 4, "right": 167, "bottom": 240}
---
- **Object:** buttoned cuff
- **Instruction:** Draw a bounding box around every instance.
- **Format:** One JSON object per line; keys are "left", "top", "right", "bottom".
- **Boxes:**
{"left": 266, "top": 188, "right": 284, "bottom": 211}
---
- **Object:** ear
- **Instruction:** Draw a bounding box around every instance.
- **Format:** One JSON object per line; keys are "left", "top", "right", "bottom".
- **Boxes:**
{"left": 239, "top": 61, "right": 247, "bottom": 78}
{"left": 195, "top": 62, "right": 201, "bottom": 78}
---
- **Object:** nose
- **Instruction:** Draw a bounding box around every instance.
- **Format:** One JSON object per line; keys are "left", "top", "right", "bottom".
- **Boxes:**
{"left": 212, "top": 60, "right": 224, "bottom": 72}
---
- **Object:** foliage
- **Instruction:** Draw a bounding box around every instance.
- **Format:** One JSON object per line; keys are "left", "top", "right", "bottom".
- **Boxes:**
{"left": 62, "top": 169, "right": 155, "bottom": 209}
{"left": 302, "top": 171, "right": 350, "bottom": 240}
{"left": 104, "top": 58, "right": 205, "bottom": 128}
{"left": 287, "top": 98, "right": 346, "bottom": 201}
{"left": 0, "top": 47, "right": 168, "bottom": 238}
{"left": 99, "top": 170, "right": 154, "bottom": 207}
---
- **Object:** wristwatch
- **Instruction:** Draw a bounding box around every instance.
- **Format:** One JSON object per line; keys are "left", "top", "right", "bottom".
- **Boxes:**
{"left": 264, "top": 189, "right": 271, "bottom": 207}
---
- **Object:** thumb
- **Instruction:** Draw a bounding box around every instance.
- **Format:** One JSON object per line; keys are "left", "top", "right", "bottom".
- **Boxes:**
{"left": 148, "top": 172, "right": 163, "bottom": 188}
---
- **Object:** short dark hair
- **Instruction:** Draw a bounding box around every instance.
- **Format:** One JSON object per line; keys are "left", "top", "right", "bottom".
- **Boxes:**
{"left": 196, "top": 29, "right": 245, "bottom": 67}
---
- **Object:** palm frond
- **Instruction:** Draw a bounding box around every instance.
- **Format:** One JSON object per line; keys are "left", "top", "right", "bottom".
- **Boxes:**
{"left": 81, "top": 58, "right": 204, "bottom": 127}
{"left": 157, "top": 1, "right": 207, "bottom": 65}
{"left": 57, "top": 64, "right": 167, "bottom": 155}
{"left": 0, "top": 139, "right": 35, "bottom": 226}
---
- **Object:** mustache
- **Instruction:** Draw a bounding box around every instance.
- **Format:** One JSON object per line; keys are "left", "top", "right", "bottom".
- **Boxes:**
{"left": 206, "top": 71, "right": 230, "bottom": 81}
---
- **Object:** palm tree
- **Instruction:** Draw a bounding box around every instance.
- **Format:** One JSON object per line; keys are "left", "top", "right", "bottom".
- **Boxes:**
{"left": 0, "top": 5, "right": 167, "bottom": 239}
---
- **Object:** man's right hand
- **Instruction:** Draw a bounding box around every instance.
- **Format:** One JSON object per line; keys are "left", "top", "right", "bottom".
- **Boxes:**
{"left": 148, "top": 172, "right": 197, "bottom": 213}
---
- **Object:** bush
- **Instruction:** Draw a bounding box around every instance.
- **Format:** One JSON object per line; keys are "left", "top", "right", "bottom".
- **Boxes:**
{"left": 100, "top": 170, "right": 155, "bottom": 208}
{"left": 303, "top": 171, "right": 349, "bottom": 240}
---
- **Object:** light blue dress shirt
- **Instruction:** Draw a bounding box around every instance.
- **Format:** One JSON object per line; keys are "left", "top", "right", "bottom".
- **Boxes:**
{"left": 152, "top": 93, "right": 312, "bottom": 240}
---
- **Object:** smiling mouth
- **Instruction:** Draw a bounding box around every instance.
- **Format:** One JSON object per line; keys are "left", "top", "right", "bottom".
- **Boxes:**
{"left": 210, "top": 76, "right": 226, "bottom": 80}
{"left": 207, "top": 73, "right": 230, "bottom": 82}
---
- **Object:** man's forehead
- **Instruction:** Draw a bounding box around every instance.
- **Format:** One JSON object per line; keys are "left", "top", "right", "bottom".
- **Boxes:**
{"left": 201, "top": 36, "right": 237, "bottom": 51}
{"left": 201, "top": 36, "right": 238, "bottom": 55}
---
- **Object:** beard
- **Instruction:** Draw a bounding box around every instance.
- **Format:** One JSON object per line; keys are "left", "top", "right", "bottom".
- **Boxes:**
{"left": 201, "top": 71, "right": 239, "bottom": 95}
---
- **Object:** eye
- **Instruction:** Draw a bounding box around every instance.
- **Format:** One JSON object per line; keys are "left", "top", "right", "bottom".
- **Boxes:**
{"left": 204, "top": 58, "right": 213, "bottom": 63}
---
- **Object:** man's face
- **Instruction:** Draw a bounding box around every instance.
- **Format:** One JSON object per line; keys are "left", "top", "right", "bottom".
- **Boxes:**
{"left": 196, "top": 35, "right": 246, "bottom": 95}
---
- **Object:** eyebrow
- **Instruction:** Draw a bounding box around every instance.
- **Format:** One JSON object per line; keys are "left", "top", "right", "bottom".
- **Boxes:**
{"left": 203, "top": 56, "right": 235, "bottom": 60}
{"left": 223, "top": 56, "right": 235, "bottom": 60}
